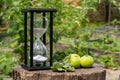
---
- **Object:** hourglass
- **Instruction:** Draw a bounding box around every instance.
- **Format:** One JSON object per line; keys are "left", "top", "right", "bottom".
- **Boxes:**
{"left": 22, "top": 8, "right": 57, "bottom": 70}
{"left": 33, "top": 15, "right": 48, "bottom": 66}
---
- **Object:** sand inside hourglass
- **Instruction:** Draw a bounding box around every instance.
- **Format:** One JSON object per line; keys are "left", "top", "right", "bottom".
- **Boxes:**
{"left": 34, "top": 28, "right": 47, "bottom": 37}
{"left": 33, "top": 55, "right": 47, "bottom": 62}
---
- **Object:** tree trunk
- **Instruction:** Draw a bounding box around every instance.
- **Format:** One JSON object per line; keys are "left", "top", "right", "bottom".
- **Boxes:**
{"left": 12, "top": 64, "right": 106, "bottom": 80}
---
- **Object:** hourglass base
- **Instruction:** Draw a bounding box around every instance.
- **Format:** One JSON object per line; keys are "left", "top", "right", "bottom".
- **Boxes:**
{"left": 21, "top": 64, "right": 51, "bottom": 71}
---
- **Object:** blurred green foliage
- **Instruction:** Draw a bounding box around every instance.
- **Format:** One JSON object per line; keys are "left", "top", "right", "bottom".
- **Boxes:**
{"left": 0, "top": 0, "right": 120, "bottom": 72}
{"left": 54, "top": 26, "right": 120, "bottom": 69}
{"left": 0, "top": 52, "right": 19, "bottom": 79}
{"left": 0, "top": 0, "right": 101, "bottom": 60}
{"left": 96, "top": 54, "right": 119, "bottom": 69}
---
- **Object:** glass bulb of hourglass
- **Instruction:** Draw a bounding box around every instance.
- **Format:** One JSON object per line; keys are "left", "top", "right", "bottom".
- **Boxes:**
{"left": 33, "top": 15, "right": 48, "bottom": 63}
{"left": 33, "top": 28, "right": 47, "bottom": 62}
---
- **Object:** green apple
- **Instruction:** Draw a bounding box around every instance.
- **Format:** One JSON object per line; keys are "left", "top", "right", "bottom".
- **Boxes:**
{"left": 70, "top": 54, "right": 81, "bottom": 68}
{"left": 80, "top": 55, "right": 94, "bottom": 68}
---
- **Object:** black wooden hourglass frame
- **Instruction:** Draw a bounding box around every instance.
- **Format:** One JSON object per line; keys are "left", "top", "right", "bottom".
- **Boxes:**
{"left": 21, "top": 8, "right": 57, "bottom": 71}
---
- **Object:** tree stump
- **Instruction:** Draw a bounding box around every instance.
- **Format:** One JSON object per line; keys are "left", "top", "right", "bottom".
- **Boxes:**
{"left": 12, "top": 64, "right": 106, "bottom": 80}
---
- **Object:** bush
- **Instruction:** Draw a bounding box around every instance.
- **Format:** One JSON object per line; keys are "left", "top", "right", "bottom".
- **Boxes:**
{"left": 0, "top": 52, "right": 19, "bottom": 79}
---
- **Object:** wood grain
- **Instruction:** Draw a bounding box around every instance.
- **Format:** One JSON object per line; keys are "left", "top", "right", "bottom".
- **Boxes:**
{"left": 12, "top": 64, "right": 106, "bottom": 80}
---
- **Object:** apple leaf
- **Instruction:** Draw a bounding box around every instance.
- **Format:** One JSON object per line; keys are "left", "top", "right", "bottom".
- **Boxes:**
{"left": 51, "top": 62, "right": 75, "bottom": 72}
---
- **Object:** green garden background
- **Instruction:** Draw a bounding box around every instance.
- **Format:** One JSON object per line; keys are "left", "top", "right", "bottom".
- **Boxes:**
{"left": 0, "top": 0, "right": 120, "bottom": 79}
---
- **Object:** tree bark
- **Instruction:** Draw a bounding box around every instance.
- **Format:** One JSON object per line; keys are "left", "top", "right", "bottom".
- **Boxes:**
{"left": 12, "top": 64, "right": 106, "bottom": 80}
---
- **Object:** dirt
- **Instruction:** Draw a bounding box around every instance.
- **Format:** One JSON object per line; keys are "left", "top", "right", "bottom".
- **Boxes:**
{"left": 106, "top": 69, "right": 120, "bottom": 80}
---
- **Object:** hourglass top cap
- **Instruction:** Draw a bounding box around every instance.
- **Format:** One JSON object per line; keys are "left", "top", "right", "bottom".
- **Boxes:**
{"left": 22, "top": 8, "right": 57, "bottom": 13}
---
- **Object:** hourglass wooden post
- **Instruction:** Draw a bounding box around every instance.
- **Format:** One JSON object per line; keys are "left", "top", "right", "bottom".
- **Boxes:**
{"left": 21, "top": 8, "right": 57, "bottom": 71}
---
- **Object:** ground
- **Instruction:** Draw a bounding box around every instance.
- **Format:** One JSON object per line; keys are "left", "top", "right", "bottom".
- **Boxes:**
{"left": 106, "top": 69, "right": 120, "bottom": 80}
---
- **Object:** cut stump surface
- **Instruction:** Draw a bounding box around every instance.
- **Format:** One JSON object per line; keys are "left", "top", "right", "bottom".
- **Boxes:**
{"left": 12, "top": 64, "right": 106, "bottom": 80}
